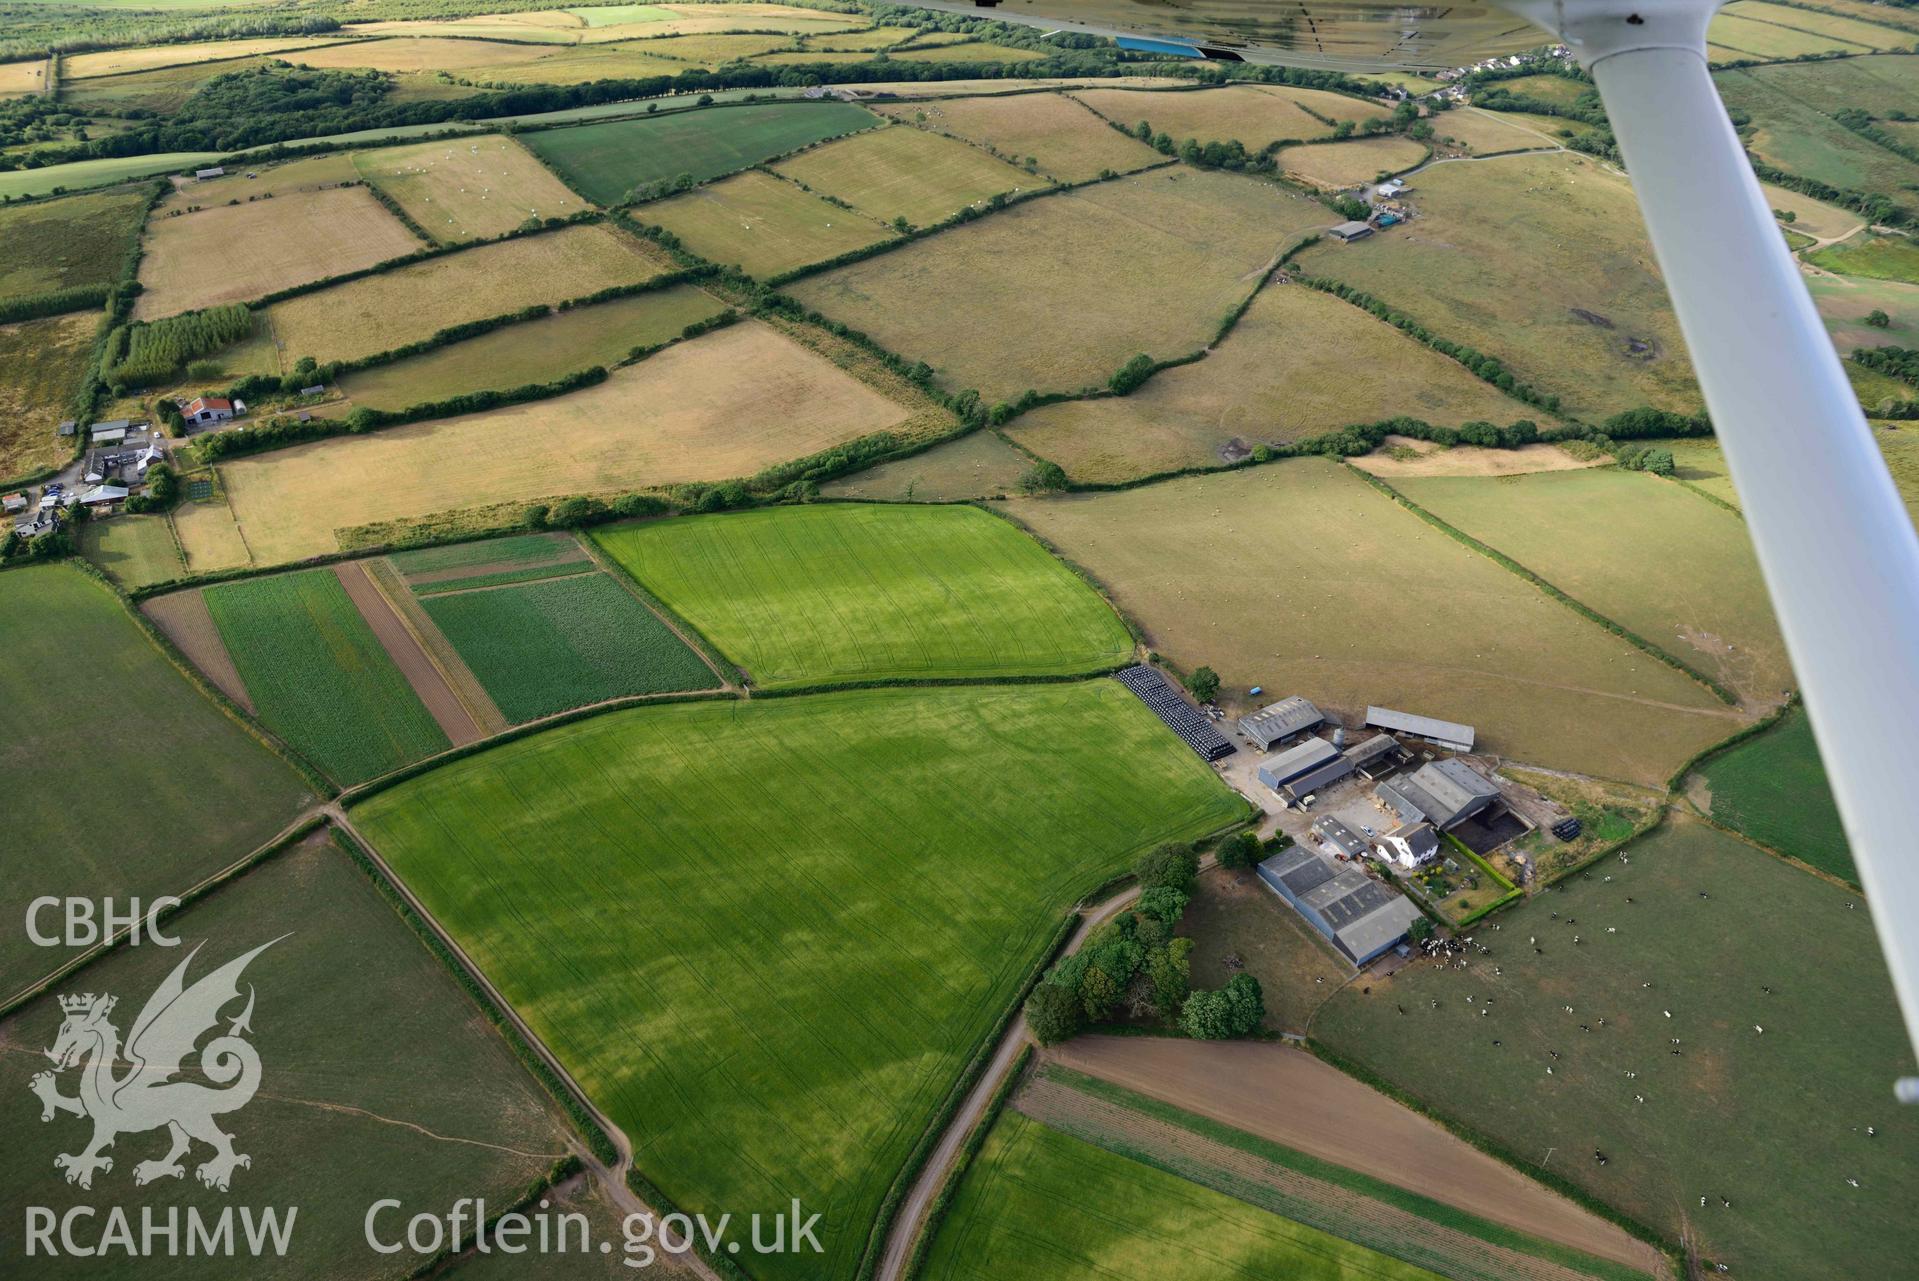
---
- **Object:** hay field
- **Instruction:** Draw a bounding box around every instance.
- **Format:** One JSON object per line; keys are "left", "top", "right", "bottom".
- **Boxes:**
{"left": 134, "top": 185, "right": 422, "bottom": 319}
{"left": 1073, "top": 83, "right": 1387, "bottom": 149}
{"left": 1709, "top": 10, "right": 1873, "bottom": 56}
{"left": 171, "top": 491, "right": 254, "bottom": 572}
{"left": 1314, "top": 818, "right": 1919, "bottom": 1281}
{"left": 0, "top": 564, "right": 311, "bottom": 989}
{"left": 355, "top": 133, "right": 588, "bottom": 243}
{"left": 1433, "top": 107, "right": 1578, "bottom": 153}
{"left": 789, "top": 168, "right": 1327, "bottom": 402}
{"left": 0, "top": 186, "right": 148, "bottom": 305}
{"left": 1761, "top": 180, "right": 1861, "bottom": 241}
{"left": 875, "top": 92, "right": 1163, "bottom": 183}
{"left": 1720, "top": 0, "right": 1911, "bottom": 46}
{"left": 0, "top": 833, "right": 584, "bottom": 1276}
{"left": 266, "top": 221, "right": 671, "bottom": 364}
{"left": 220, "top": 322, "right": 910, "bottom": 565}
{"left": 524, "top": 100, "right": 877, "bottom": 204}
{"left": 820, "top": 429, "right": 1032, "bottom": 501}
{"left": 920, "top": 1110, "right": 1443, "bottom": 1281}
{"left": 1008, "top": 283, "right": 1533, "bottom": 483}
{"left": 1391, "top": 469, "right": 1791, "bottom": 705}
{"left": 351, "top": 681, "right": 1246, "bottom": 1281}
{"left": 61, "top": 36, "right": 355, "bottom": 79}
{"left": 289, "top": 35, "right": 553, "bottom": 73}
{"left": 593, "top": 503, "right": 1134, "bottom": 685}
{"left": 0, "top": 312, "right": 93, "bottom": 480}
{"left": 1272, "top": 135, "right": 1429, "bottom": 188}
{"left": 359, "top": 3, "right": 862, "bottom": 41}
{"left": 158, "top": 151, "right": 360, "bottom": 215}
{"left": 623, "top": 32, "right": 794, "bottom": 61}
{"left": 1294, "top": 152, "right": 1699, "bottom": 419}
{"left": 640, "top": 170, "right": 893, "bottom": 276}
{"left": 772, "top": 123, "right": 1035, "bottom": 227}
{"left": 460, "top": 42, "right": 692, "bottom": 84}
{"left": 0, "top": 58, "right": 47, "bottom": 95}
{"left": 342, "top": 284, "right": 724, "bottom": 409}
{"left": 1007, "top": 459, "right": 1745, "bottom": 785}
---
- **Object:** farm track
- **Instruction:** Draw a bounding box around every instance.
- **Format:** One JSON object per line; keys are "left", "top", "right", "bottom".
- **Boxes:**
{"left": 333, "top": 560, "right": 484, "bottom": 746}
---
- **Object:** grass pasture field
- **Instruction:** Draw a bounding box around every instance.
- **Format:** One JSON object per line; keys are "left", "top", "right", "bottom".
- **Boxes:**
{"left": 1314, "top": 817, "right": 1919, "bottom": 1281}
{"left": 1810, "top": 231, "right": 1919, "bottom": 284}
{"left": 1294, "top": 152, "right": 1699, "bottom": 419}
{"left": 0, "top": 831, "right": 585, "bottom": 1281}
{"left": 1699, "top": 704, "right": 1853, "bottom": 882}
{"left": 874, "top": 91, "right": 1163, "bottom": 183}
{"left": 351, "top": 681, "right": 1247, "bottom": 1281}
{"left": 522, "top": 101, "right": 878, "bottom": 205}
{"left": 218, "top": 320, "right": 913, "bottom": 565}
{"left": 201, "top": 569, "right": 449, "bottom": 784}
{"left": 449, "top": 42, "right": 692, "bottom": 86}
{"left": 354, "top": 133, "right": 589, "bottom": 243}
{"left": 1707, "top": 9, "right": 1876, "bottom": 57}
{"left": 59, "top": 35, "right": 356, "bottom": 79}
{"left": 771, "top": 122, "right": 1036, "bottom": 228}
{"left": 919, "top": 1108, "right": 1445, "bottom": 1281}
{"left": 0, "top": 311, "right": 93, "bottom": 480}
{"left": 819, "top": 428, "right": 1034, "bottom": 501}
{"left": 1271, "top": 135, "right": 1428, "bottom": 189}
{"left": 60, "top": 56, "right": 281, "bottom": 115}
{"left": 0, "top": 152, "right": 224, "bottom": 201}
{"left": 157, "top": 151, "right": 359, "bottom": 214}
{"left": 638, "top": 169, "right": 894, "bottom": 277}
{"left": 265, "top": 221, "right": 671, "bottom": 364}
{"left": 1431, "top": 108, "right": 1582, "bottom": 153}
{"left": 1178, "top": 866, "right": 1350, "bottom": 1033}
{"left": 1007, "top": 459, "right": 1745, "bottom": 785}
{"left": 79, "top": 514, "right": 183, "bottom": 589}
{"left": 592, "top": 502, "right": 1134, "bottom": 686}
{"left": 341, "top": 283, "right": 724, "bottom": 409}
{"left": 789, "top": 167, "right": 1327, "bottom": 402}
{"left": 1072, "top": 83, "right": 1388, "bottom": 150}
{"left": 1388, "top": 469, "right": 1792, "bottom": 705}
{"left": 1006, "top": 280, "right": 1535, "bottom": 483}
{"left": 418, "top": 569, "right": 717, "bottom": 722}
{"left": 135, "top": 184, "right": 422, "bottom": 320}
{"left": 0, "top": 186, "right": 148, "bottom": 307}
{"left": 1806, "top": 269, "right": 1919, "bottom": 353}
{"left": 1714, "top": 63, "right": 1919, "bottom": 199}
{"left": 0, "top": 564, "right": 311, "bottom": 991}
{"left": 0, "top": 57, "right": 47, "bottom": 95}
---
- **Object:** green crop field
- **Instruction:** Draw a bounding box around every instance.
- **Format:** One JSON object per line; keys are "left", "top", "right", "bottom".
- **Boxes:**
{"left": 1007, "top": 459, "right": 1746, "bottom": 786}
{"left": 0, "top": 564, "right": 311, "bottom": 992}
{"left": 0, "top": 186, "right": 148, "bottom": 306}
{"left": 1714, "top": 65, "right": 1919, "bottom": 199}
{"left": 771, "top": 122, "right": 1034, "bottom": 228}
{"left": 350, "top": 681, "right": 1248, "bottom": 1281}
{"left": 1007, "top": 280, "right": 1534, "bottom": 483}
{"left": 638, "top": 169, "right": 894, "bottom": 278}
{"left": 1389, "top": 469, "right": 1792, "bottom": 705}
{"left": 1293, "top": 152, "right": 1700, "bottom": 420}
{"left": 592, "top": 503, "right": 1134, "bottom": 687}
{"left": 420, "top": 571, "right": 716, "bottom": 721}
{"left": 789, "top": 167, "right": 1329, "bottom": 402}
{"left": 1700, "top": 704, "right": 1853, "bottom": 882}
{"left": 1810, "top": 232, "right": 1919, "bottom": 285}
{"left": 522, "top": 101, "right": 878, "bottom": 205}
{"left": 341, "top": 284, "right": 725, "bottom": 410}
{"left": 919, "top": 1109, "right": 1442, "bottom": 1281}
{"left": 79, "top": 514, "right": 183, "bottom": 589}
{"left": 0, "top": 152, "right": 221, "bottom": 200}
{"left": 0, "top": 831, "right": 582, "bottom": 1281}
{"left": 390, "top": 531, "right": 580, "bottom": 577}
{"left": 1313, "top": 818, "right": 1919, "bottom": 1280}
{"left": 203, "top": 569, "right": 449, "bottom": 784}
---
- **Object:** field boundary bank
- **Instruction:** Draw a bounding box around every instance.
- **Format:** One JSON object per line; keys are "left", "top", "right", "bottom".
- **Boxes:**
{"left": 900, "top": 1045, "right": 1033, "bottom": 1281}
{"left": 362, "top": 555, "right": 509, "bottom": 734}
{"left": 333, "top": 559, "right": 483, "bottom": 746}
{"left": 1346, "top": 463, "right": 1743, "bottom": 706}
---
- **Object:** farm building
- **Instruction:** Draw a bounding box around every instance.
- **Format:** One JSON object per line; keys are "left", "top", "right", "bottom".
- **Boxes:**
{"left": 1310, "top": 815, "right": 1370, "bottom": 859}
{"left": 1376, "top": 758, "right": 1500, "bottom": 830}
{"left": 195, "top": 166, "right": 225, "bottom": 180}
{"left": 89, "top": 420, "right": 131, "bottom": 446}
{"left": 1114, "top": 665, "right": 1234, "bottom": 761}
{"left": 182, "top": 396, "right": 241, "bottom": 426}
{"left": 1, "top": 492, "right": 25, "bottom": 515}
{"left": 1375, "top": 821, "right": 1440, "bottom": 870}
{"left": 1238, "top": 695, "right": 1324, "bottom": 750}
{"left": 57, "top": 420, "right": 76, "bottom": 438}
{"left": 1256, "top": 737, "right": 1338, "bottom": 791}
{"left": 1257, "top": 844, "right": 1423, "bottom": 965}
{"left": 1281, "top": 756, "right": 1357, "bottom": 807}
{"left": 1365, "top": 705, "right": 1475, "bottom": 752}
{"left": 1328, "top": 220, "right": 1375, "bottom": 242}
{"left": 79, "top": 484, "right": 128, "bottom": 507}
{"left": 1341, "top": 732, "right": 1402, "bottom": 777}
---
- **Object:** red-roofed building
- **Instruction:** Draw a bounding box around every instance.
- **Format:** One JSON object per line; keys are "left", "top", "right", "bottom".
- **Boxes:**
{"left": 181, "top": 396, "right": 241, "bottom": 426}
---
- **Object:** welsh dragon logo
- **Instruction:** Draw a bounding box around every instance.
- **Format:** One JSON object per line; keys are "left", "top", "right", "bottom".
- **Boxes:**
{"left": 29, "top": 938, "right": 283, "bottom": 1192}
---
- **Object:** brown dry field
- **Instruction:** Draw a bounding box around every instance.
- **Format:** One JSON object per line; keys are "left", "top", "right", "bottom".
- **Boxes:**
{"left": 170, "top": 495, "right": 253, "bottom": 573}
{"left": 62, "top": 37, "right": 355, "bottom": 79}
{"left": 216, "top": 322, "right": 911, "bottom": 565}
{"left": 789, "top": 167, "right": 1328, "bottom": 403}
{"left": 1274, "top": 136, "right": 1430, "bottom": 189}
{"left": 135, "top": 185, "right": 421, "bottom": 319}
{"left": 1007, "top": 282, "right": 1534, "bottom": 483}
{"left": 0, "top": 311, "right": 92, "bottom": 480}
{"left": 266, "top": 222, "right": 671, "bottom": 364}
{"left": 1005, "top": 458, "right": 1743, "bottom": 784}
{"left": 640, "top": 170, "right": 893, "bottom": 278}
{"left": 289, "top": 36, "right": 548, "bottom": 73}
{"left": 820, "top": 429, "right": 1031, "bottom": 502}
{"left": 355, "top": 133, "right": 589, "bottom": 243}
{"left": 158, "top": 152, "right": 361, "bottom": 216}
{"left": 333, "top": 560, "right": 481, "bottom": 744}
{"left": 1351, "top": 436, "right": 1605, "bottom": 478}
{"left": 874, "top": 92, "right": 1163, "bottom": 183}
{"left": 1045, "top": 1036, "right": 1666, "bottom": 1276}
{"left": 1760, "top": 181, "right": 1861, "bottom": 242}
{"left": 771, "top": 123, "right": 1037, "bottom": 228}
{"left": 846, "top": 76, "right": 1185, "bottom": 98}
{"left": 1072, "top": 84, "right": 1388, "bottom": 149}
{"left": 0, "top": 58, "right": 48, "bottom": 95}
{"left": 1432, "top": 108, "right": 1572, "bottom": 153}
{"left": 141, "top": 588, "right": 253, "bottom": 712}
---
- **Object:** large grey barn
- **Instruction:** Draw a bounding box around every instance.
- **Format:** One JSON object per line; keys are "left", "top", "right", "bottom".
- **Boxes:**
{"left": 1238, "top": 696, "right": 1324, "bottom": 751}
{"left": 1256, "top": 737, "right": 1338, "bottom": 791}
{"left": 1365, "top": 706, "right": 1475, "bottom": 753}
{"left": 1377, "top": 758, "right": 1500, "bottom": 830}
{"left": 1256, "top": 845, "right": 1423, "bottom": 965}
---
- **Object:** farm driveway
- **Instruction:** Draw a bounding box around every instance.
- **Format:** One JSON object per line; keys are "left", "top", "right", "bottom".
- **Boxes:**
{"left": 1044, "top": 1035, "right": 1668, "bottom": 1277}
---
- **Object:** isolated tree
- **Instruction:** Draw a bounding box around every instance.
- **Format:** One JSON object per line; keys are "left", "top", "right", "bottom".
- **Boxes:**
{"left": 1407, "top": 915, "right": 1435, "bottom": 944}
{"left": 1108, "top": 353, "right": 1154, "bottom": 395}
{"left": 1868, "top": 309, "right": 1893, "bottom": 329}
{"left": 1135, "top": 842, "right": 1199, "bottom": 895}
{"left": 1216, "top": 830, "right": 1263, "bottom": 872}
{"left": 1017, "top": 461, "right": 1067, "bottom": 494}
{"left": 1186, "top": 665, "right": 1220, "bottom": 704}
{"left": 1333, "top": 119, "right": 1356, "bottom": 139}
{"left": 1025, "top": 982, "right": 1082, "bottom": 1045}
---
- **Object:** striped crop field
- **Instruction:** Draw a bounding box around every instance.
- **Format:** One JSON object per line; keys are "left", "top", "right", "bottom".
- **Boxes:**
{"left": 592, "top": 503, "right": 1136, "bottom": 687}
{"left": 350, "top": 681, "right": 1247, "bottom": 1281}
{"left": 203, "top": 569, "right": 450, "bottom": 784}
